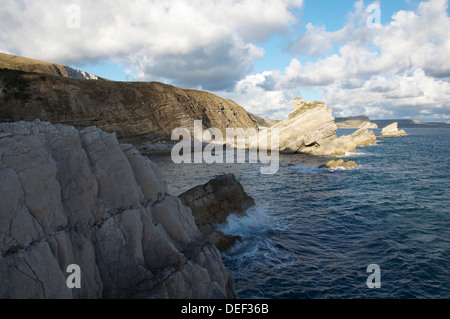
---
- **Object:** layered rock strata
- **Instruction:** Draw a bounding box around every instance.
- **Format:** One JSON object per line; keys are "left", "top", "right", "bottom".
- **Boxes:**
{"left": 0, "top": 68, "right": 258, "bottom": 145}
{"left": 250, "top": 98, "right": 377, "bottom": 156}
{"left": 0, "top": 120, "right": 236, "bottom": 299}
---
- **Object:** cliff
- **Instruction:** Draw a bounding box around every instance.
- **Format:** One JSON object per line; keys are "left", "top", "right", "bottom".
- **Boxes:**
{"left": 0, "top": 120, "right": 236, "bottom": 299}
{"left": 336, "top": 116, "right": 378, "bottom": 129}
{"left": 0, "top": 52, "right": 104, "bottom": 81}
{"left": 248, "top": 113, "right": 280, "bottom": 128}
{"left": 0, "top": 67, "right": 258, "bottom": 146}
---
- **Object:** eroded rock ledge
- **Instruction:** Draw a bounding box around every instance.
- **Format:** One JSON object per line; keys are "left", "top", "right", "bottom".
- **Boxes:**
{"left": 179, "top": 174, "right": 255, "bottom": 252}
{"left": 0, "top": 120, "right": 236, "bottom": 299}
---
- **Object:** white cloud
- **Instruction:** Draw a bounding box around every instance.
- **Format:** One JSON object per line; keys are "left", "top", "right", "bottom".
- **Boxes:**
{"left": 0, "top": 0, "right": 302, "bottom": 90}
{"left": 229, "top": 0, "right": 450, "bottom": 121}
{"left": 215, "top": 72, "right": 294, "bottom": 120}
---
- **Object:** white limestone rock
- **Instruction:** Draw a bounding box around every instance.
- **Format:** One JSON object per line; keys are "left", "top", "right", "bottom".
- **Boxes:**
{"left": 381, "top": 122, "right": 407, "bottom": 137}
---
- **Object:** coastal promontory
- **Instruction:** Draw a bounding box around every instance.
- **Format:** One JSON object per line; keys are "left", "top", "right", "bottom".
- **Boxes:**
{"left": 0, "top": 120, "right": 236, "bottom": 299}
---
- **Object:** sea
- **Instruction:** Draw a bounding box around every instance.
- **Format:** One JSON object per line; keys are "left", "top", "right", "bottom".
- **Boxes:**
{"left": 147, "top": 128, "right": 450, "bottom": 299}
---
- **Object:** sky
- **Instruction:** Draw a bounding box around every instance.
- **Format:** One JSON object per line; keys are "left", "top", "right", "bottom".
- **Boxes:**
{"left": 1, "top": 0, "right": 450, "bottom": 121}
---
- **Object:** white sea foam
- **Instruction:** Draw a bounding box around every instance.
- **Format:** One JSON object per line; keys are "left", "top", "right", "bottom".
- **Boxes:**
{"left": 328, "top": 165, "right": 360, "bottom": 172}
{"left": 217, "top": 206, "right": 276, "bottom": 237}
{"left": 339, "top": 151, "right": 366, "bottom": 157}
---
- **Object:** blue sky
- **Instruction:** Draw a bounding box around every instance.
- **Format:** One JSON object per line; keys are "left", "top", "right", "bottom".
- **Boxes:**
{"left": 1, "top": 0, "right": 450, "bottom": 121}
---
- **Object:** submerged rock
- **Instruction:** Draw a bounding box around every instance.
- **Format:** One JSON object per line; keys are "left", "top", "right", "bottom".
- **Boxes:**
{"left": 381, "top": 122, "right": 407, "bottom": 137}
{"left": 179, "top": 174, "right": 255, "bottom": 252}
{"left": 320, "top": 159, "right": 358, "bottom": 169}
{"left": 0, "top": 120, "right": 236, "bottom": 299}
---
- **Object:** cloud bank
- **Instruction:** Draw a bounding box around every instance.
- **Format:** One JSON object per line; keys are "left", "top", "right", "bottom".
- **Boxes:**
{"left": 0, "top": 0, "right": 300, "bottom": 91}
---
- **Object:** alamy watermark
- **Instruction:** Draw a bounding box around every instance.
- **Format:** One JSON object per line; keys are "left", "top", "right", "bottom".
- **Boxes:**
{"left": 367, "top": 3, "right": 381, "bottom": 29}
{"left": 66, "top": 264, "right": 81, "bottom": 289}
{"left": 171, "top": 120, "right": 280, "bottom": 175}
{"left": 67, "top": 4, "right": 81, "bottom": 29}
{"left": 366, "top": 264, "right": 381, "bottom": 289}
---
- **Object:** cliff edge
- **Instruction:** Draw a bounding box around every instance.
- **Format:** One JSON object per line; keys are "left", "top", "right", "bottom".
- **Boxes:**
{"left": 0, "top": 120, "right": 236, "bottom": 299}
{"left": 0, "top": 65, "right": 258, "bottom": 146}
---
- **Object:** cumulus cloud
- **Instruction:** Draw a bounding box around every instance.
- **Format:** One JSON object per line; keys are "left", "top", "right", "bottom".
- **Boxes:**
{"left": 231, "top": 0, "right": 450, "bottom": 121}
{"left": 0, "top": 0, "right": 301, "bottom": 90}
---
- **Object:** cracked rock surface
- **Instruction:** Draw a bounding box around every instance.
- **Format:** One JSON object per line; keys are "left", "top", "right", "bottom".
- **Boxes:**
{"left": 0, "top": 120, "right": 236, "bottom": 299}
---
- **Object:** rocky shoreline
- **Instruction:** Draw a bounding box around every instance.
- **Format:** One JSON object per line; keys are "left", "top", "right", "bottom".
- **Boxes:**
{"left": 0, "top": 120, "right": 237, "bottom": 299}
{"left": 179, "top": 174, "right": 255, "bottom": 252}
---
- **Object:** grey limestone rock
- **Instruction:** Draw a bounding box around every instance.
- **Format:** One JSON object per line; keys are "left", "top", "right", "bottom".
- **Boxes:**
{"left": 0, "top": 120, "right": 236, "bottom": 299}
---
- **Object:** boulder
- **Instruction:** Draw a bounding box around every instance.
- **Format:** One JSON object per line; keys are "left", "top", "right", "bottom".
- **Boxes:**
{"left": 0, "top": 120, "right": 236, "bottom": 299}
{"left": 381, "top": 122, "right": 407, "bottom": 137}
{"left": 178, "top": 174, "right": 255, "bottom": 252}
{"left": 319, "top": 159, "right": 358, "bottom": 169}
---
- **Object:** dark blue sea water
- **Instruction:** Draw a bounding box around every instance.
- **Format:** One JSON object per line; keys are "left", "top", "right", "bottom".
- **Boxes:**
{"left": 148, "top": 128, "right": 450, "bottom": 299}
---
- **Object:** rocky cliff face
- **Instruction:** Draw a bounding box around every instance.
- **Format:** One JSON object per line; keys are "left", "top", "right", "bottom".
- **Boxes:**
{"left": 336, "top": 116, "right": 378, "bottom": 129}
{"left": 0, "top": 68, "right": 258, "bottom": 145}
{"left": 0, "top": 120, "right": 236, "bottom": 299}
{"left": 179, "top": 174, "right": 255, "bottom": 252}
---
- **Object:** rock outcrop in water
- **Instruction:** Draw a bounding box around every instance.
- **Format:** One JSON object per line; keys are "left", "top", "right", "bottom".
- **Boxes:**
{"left": 381, "top": 122, "right": 407, "bottom": 137}
{"left": 319, "top": 159, "right": 358, "bottom": 169}
{"left": 328, "top": 122, "right": 377, "bottom": 156}
{"left": 250, "top": 98, "right": 377, "bottom": 156}
{"left": 0, "top": 120, "right": 236, "bottom": 299}
{"left": 179, "top": 174, "right": 255, "bottom": 252}
{"left": 250, "top": 99, "right": 337, "bottom": 154}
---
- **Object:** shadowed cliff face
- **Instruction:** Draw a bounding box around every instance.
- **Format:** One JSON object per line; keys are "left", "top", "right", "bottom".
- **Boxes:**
{"left": 179, "top": 174, "right": 256, "bottom": 252}
{"left": 0, "top": 68, "right": 258, "bottom": 145}
{"left": 0, "top": 120, "right": 237, "bottom": 299}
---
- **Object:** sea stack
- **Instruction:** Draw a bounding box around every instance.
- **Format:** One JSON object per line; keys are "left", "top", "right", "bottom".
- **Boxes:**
{"left": 250, "top": 98, "right": 377, "bottom": 156}
{"left": 381, "top": 122, "right": 407, "bottom": 137}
